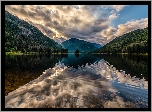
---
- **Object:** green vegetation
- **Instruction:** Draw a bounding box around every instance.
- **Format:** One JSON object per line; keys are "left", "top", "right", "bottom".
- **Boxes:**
{"left": 5, "top": 11, "right": 68, "bottom": 54}
{"left": 74, "top": 49, "right": 80, "bottom": 58}
{"left": 5, "top": 51, "right": 58, "bottom": 55}
{"left": 96, "top": 27, "right": 148, "bottom": 54}
{"left": 5, "top": 11, "right": 148, "bottom": 55}
{"left": 6, "top": 51, "right": 23, "bottom": 55}
{"left": 75, "top": 49, "right": 80, "bottom": 54}
{"left": 61, "top": 38, "right": 100, "bottom": 53}
{"left": 98, "top": 54, "right": 148, "bottom": 80}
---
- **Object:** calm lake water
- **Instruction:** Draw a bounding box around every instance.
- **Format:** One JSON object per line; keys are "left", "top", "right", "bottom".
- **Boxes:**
{"left": 5, "top": 54, "right": 148, "bottom": 108}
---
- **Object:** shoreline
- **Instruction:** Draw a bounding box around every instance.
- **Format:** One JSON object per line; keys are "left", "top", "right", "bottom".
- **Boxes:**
{"left": 5, "top": 52, "right": 148, "bottom": 56}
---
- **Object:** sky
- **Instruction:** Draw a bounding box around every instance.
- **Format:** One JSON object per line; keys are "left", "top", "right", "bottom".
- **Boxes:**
{"left": 5, "top": 5, "right": 148, "bottom": 46}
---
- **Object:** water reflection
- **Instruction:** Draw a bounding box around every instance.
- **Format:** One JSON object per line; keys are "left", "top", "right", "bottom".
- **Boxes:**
{"left": 75, "top": 53, "right": 79, "bottom": 58}
{"left": 5, "top": 54, "right": 65, "bottom": 95}
{"left": 5, "top": 60, "right": 148, "bottom": 108}
{"left": 61, "top": 54, "right": 101, "bottom": 68}
{"left": 5, "top": 54, "right": 148, "bottom": 96}
{"left": 97, "top": 54, "right": 148, "bottom": 81}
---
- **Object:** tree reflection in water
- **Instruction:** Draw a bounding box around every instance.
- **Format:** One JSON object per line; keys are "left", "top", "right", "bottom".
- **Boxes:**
{"left": 5, "top": 54, "right": 148, "bottom": 96}
{"left": 75, "top": 53, "right": 79, "bottom": 58}
{"left": 5, "top": 59, "right": 148, "bottom": 108}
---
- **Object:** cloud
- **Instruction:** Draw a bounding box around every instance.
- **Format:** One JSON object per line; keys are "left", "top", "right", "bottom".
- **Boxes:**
{"left": 100, "top": 26, "right": 117, "bottom": 43}
{"left": 100, "top": 18, "right": 148, "bottom": 43}
{"left": 101, "top": 26, "right": 117, "bottom": 37}
{"left": 109, "top": 5, "right": 128, "bottom": 12}
{"left": 101, "top": 5, "right": 128, "bottom": 12}
{"left": 102, "top": 5, "right": 128, "bottom": 21}
{"left": 109, "top": 13, "right": 120, "bottom": 20}
{"left": 54, "top": 37, "right": 67, "bottom": 44}
{"left": 5, "top": 5, "right": 147, "bottom": 46}
{"left": 115, "top": 18, "right": 148, "bottom": 37}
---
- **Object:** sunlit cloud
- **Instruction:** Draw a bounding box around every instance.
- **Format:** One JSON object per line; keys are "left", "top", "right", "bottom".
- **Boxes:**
{"left": 109, "top": 5, "right": 128, "bottom": 12}
{"left": 115, "top": 18, "right": 148, "bottom": 37}
{"left": 5, "top": 5, "right": 147, "bottom": 46}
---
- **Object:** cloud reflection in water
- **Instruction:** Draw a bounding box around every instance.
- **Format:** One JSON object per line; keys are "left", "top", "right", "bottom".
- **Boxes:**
{"left": 5, "top": 59, "right": 148, "bottom": 108}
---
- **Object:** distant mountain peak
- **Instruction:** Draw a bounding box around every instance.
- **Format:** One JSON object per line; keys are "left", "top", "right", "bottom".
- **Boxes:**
{"left": 61, "top": 38, "right": 101, "bottom": 52}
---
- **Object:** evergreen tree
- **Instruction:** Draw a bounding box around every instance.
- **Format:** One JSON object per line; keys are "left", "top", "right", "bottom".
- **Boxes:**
{"left": 75, "top": 49, "right": 79, "bottom": 54}
{"left": 97, "top": 27, "right": 148, "bottom": 54}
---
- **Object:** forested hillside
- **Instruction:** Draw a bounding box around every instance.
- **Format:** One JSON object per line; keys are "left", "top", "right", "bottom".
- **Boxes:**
{"left": 5, "top": 11, "right": 65, "bottom": 54}
{"left": 61, "top": 38, "right": 100, "bottom": 53}
{"left": 97, "top": 27, "right": 148, "bottom": 54}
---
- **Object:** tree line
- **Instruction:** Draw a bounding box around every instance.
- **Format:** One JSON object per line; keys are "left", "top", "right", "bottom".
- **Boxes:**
{"left": 97, "top": 27, "right": 148, "bottom": 54}
{"left": 5, "top": 11, "right": 68, "bottom": 54}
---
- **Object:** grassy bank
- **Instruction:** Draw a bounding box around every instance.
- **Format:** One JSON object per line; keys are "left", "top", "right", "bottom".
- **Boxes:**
{"left": 5, "top": 52, "right": 68, "bottom": 55}
{"left": 5, "top": 52, "right": 148, "bottom": 56}
{"left": 6, "top": 52, "right": 24, "bottom": 55}
{"left": 6, "top": 52, "right": 48, "bottom": 55}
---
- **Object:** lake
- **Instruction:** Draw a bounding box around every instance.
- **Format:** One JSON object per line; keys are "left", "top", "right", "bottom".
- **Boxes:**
{"left": 5, "top": 54, "right": 148, "bottom": 108}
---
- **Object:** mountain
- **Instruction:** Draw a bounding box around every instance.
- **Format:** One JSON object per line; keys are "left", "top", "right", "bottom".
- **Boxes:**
{"left": 92, "top": 43, "right": 102, "bottom": 48}
{"left": 98, "top": 27, "right": 148, "bottom": 54}
{"left": 61, "top": 38, "right": 101, "bottom": 53}
{"left": 5, "top": 11, "right": 62, "bottom": 53}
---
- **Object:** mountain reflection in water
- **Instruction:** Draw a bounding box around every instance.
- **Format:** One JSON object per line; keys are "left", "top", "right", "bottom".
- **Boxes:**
{"left": 5, "top": 57, "right": 148, "bottom": 108}
{"left": 61, "top": 54, "right": 101, "bottom": 68}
